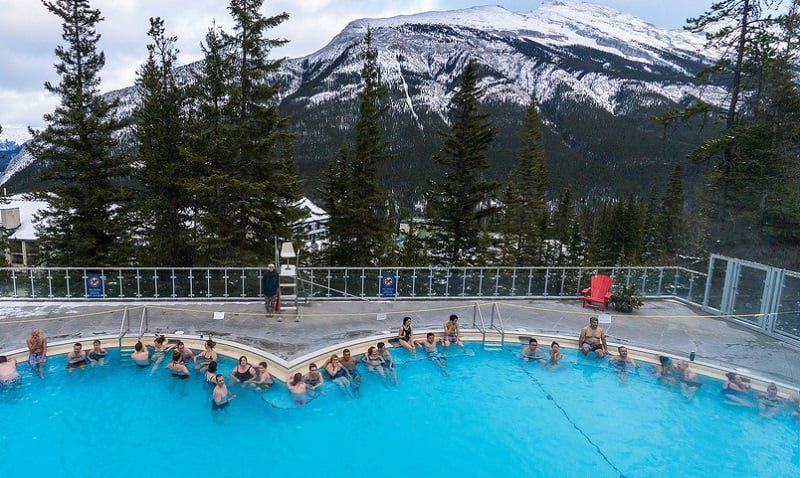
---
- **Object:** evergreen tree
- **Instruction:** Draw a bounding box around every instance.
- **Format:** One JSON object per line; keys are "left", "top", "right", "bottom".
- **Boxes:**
{"left": 220, "top": 0, "right": 302, "bottom": 264}
{"left": 399, "top": 217, "right": 428, "bottom": 267}
{"left": 319, "top": 146, "right": 353, "bottom": 265}
{"left": 184, "top": 25, "right": 236, "bottom": 263}
{"left": 340, "top": 28, "right": 393, "bottom": 265}
{"left": 496, "top": 173, "right": 521, "bottom": 265}
{"left": 29, "top": 0, "right": 133, "bottom": 266}
{"left": 133, "top": 17, "right": 194, "bottom": 266}
{"left": 515, "top": 94, "right": 549, "bottom": 265}
{"left": 426, "top": 59, "right": 498, "bottom": 265}
{"left": 659, "top": 164, "right": 685, "bottom": 256}
{"left": 552, "top": 188, "right": 574, "bottom": 265}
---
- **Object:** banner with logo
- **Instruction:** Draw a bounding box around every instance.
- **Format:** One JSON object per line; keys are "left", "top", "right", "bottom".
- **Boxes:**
{"left": 86, "top": 273, "right": 104, "bottom": 298}
{"left": 380, "top": 273, "right": 397, "bottom": 298}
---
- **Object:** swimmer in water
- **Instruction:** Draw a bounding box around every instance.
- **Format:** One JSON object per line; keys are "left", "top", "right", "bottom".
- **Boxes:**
{"left": 758, "top": 383, "right": 782, "bottom": 418}
{"left": 287, "top": 372, "right": 307, "bottom": 405}
{"left": 88, "top": 339, "right": 108, "bottom": 367}
{"left": 231, "top": 356, "right": 256, "bottom": 386}
{"left": 324, "top": 354, "right": 352, "bottom": 398}
{"left": 304, "top": 363, "right": 325, "bottom": 396}
{"left": 339, "top": 349, "right": 361, "bottom": 397}
{"left": 363, "top": 346, "right": 387, "bottom": 379}
{"left": 609, "top": 346, "right": 639, "bottom": 384}
{"left": 212, "top": 374, "right": 235, "bottom": 412}
{"left": 0, "top": 355, "right": 21, "bottom": 385}
{"left": 194, "top": 339, "right": 217, "bottom": 372}
{"left": 166, "top": 350, "right": 190, "bottom": 379}
{"left": 253, "top": 362, "right": 273, "bottom": 390}
{"left": 414, "top": 333, "right": 448, "bottom": 375}
{"left": 521, "top": 338, "right": 544, "bottom": 362}
{"left": 675, "top": 360, "right": 702, "bottom": 400}
{"left": 548, "top": 342, "right": 563, "bottom": 369}
{"left": 131, "top": 340, "right": 150, "bottom": 367}
{"left": 205, "top": 361, "right": 219, "bottom": 385}
{"left": 377, "top": 342, "right": 398, "bottom": 384}
{"left": 66, "top": 342, "right": 87, "bottom": 372}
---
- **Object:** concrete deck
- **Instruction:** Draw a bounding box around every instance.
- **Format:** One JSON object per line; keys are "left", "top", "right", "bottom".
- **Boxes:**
{"left": 1, "top": 298, "right": 798, "bottom": 386}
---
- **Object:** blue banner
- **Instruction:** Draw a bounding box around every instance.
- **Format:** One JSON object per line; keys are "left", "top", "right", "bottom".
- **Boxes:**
{"left": 380, "top": 273, "right": 397, "bottom": 298}
{"left": 86, "top": 273, "right": 104, "bottom": 298}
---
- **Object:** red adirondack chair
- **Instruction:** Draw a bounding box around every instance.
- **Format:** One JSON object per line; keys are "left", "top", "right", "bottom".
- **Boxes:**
{"left": 581, "top": 274, "right": 613, "bottom": 310}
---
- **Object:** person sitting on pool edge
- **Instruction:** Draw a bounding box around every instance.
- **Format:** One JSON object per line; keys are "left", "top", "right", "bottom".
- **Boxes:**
{"left": 88, "top": 339, "right": 108, "bottom": 367}
{"left": 548, "top": 342, "right": 563, "bottom": 369}
{"left": 397, "top": 316, "right": 415, "bottom": 355}
{"left": 212, "top": 374, "right": 235, "bottom": 412}
{"left": 0, "top": 355, "right": 21, "bottom": 385}
{"left": 131, "top": 340, "right": 150, "bottom": 367}
{"left": 287, "top": 372, "right": 307, "bottom": 405}
{"left": 443, "top": 314, "right": 464, "bottom": 350}
{"left": 66, "top": 342, "right": 87, "bottom": 372}
{"left": 253, "top": 362, "right": 273, "bottom": 390}
{"left": 414, "top": 333, "right": 448, "bottom": 375}
{"left": 166, "top": 350, "right": 190, "bottom": 379}
{"left": 26, "top": 327, "right": 47, "bottom": 378}
{"left": 521, "top": 338, "right": 544, "bottom": 362}
{"left": 304, "top": 363, "right": 324, "bottom": 396}
{"left": 578, "top": 316, "right": 608, "bottom": 358}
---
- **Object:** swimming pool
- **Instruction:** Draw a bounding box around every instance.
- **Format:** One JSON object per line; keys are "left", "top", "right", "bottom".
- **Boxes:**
{"left": 0, "top": 344, "right": 797, "bottom": 477}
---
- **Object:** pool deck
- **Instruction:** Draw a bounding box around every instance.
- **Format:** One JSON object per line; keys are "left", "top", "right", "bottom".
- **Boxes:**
{"left": 0, "top": 298, "right": 798, "bottom": 386}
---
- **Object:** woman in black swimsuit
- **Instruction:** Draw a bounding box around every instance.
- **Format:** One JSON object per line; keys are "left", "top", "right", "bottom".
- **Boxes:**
{"left": 397, "top": 316, "right": 415, "bottom": 354}
{"left": 231, "top": 356, "right": 255, "bottom": 385}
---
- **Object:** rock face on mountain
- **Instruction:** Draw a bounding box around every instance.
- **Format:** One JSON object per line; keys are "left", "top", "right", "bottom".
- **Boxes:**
{"left": 2, "top": 1, "right": 722, "bottom": 198}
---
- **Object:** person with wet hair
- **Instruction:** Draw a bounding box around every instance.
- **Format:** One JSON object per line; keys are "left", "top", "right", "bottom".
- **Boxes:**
{"left": 66, "top": 342, "right": 87, "bottom": 372}
{"left": 0, "top": 355, "right": 21, "bottom": 385}
{"left": 548, "top": 342, "right": 563, "bottom": 369}
{"left": 131, "top": 340, "right": 150, "bottom": 367}
{"left": 166, "top": 350, "right": 190, "bottom": 379}
{"left": 212, "top": 374, "right": 235, "bottom": 412}
{"left": 253, "top": 362, "right": 273, "bottom": 390}
{"left": 287, "top": 372, "right": 307, "bottom": 405}
{"left": 195, "top": 339, "right": 217, "bottom": 371}
{"left": 88, "top": 339, "right": 108, "bottom": 367}
{"left": 522, "top": 338, "right": 544, "bottom": 362}
{"left": 304, "top": 363, "right": 324, "bottom": 396}
{"left": 231, "top": 356, "right": 256, "bottom": 385}
{"left": 205, "top": 361, "right": 219, "bottom": 385}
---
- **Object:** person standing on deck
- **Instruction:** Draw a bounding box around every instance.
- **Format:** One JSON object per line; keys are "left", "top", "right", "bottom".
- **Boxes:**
{"left": 261, "top": 263, "right": 280, "bottom": 315}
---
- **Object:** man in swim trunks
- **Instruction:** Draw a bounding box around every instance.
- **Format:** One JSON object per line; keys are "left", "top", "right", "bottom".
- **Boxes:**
{"left": 339, "top": 348, "right": 361, "bottom": 397}
{"left": 376, "top": 342, "right": 398, "bottom": 384}
{"left": 26, "top": 328, "right": 47, "bottom": 378}
{"left": 175, "top": 341, "right": 194, "bottom": 364}
{"left": 212, "top": 374, "right": 235, "bottom": 411}
{"left": 578, "top": 316, "right": 608, "bottom": 358}
{"left": 66, "top": 342, "right": 87, "bottom": 372}
{"left": 253, "top": 362, "right": 273, "bottom": 390}
{"left": 88, "top": 339, "right": 108, "bottom": 367}
{"left": 443, "top": 314, "right": 464, "bottom": 350}
{"left": 609, "top": 346, "right": 639, "bottom": 383}
{"left": 521, "top": 338, "right": 544, "bottom": 362}
{"left": 0, "top": 355, "right": 21, "bottom": 385}
{"left": 414, "top": 333, "right": 448, "bottom": 375}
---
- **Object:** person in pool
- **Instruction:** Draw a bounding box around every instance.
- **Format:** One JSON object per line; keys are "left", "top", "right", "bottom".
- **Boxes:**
{"left": 722, "top": 372, "right": 753, "bottom": 407}
{"left": 66, "top": 342, "right": 87, "bottom": 372}
{"left": 131, "top": 340, "right": 150, "bottom": 367}
{"left": 578, "top": 316, "right": 608, "bottom": 358}
{"left": 521, "top": 338, "right": 544, "bottom": 362}
{"left": 675, "top": 360, "right": 702, "bottom": 399}
{"left": 166, "top": 350, "right": 190, "bottom": 379}
{"left": 758, "top": 383, "right": 782, "bottom": 418}
{"left": 0, "top": 356, "right": 21, "bottom": 385}
{"left": 26, "top": 328, "right": 47, "bottom": 378}
{"left": 212, "top": 374, "right": 235, "bottom": 412}
{"left": 339, "top": 348, "right": 361, "bottom": 397}
{"left": 287, "top": 372, "right": 307, "bottom": 405}
{"left": 324, "top": 354, "right": 352, "bottom": 397}
{"left": 397, "top": 316, "right": 415, "bottom": 354}
{"left": 150, "top": 335, "right": 174, "bottom": 374}
{"left": 414, "top": 333, "right": 448, "bottom": 375}
{"left": 175, "top": 341, "right": 194, "bottom": 364}
{"left": 655, "top": 356, "right": 679, "bottom": 387}
{"left": 548, "top": 342, "right": 563, "bottom": 369}
{"left": 377, "top": 342, "right": 398, "bottom": 384}
{"left": 231, "top": 356, "right": 256, "bottom": 386}
{"left": 205, "top": 361, "right": 219, "bottom": 385}
{"left": 443, "top": 314, "right": 464, "bottom": 350}
{"left": 790, "top": 392, "right": 800, "bottom": 421}
{"left": 253, "top": 362, "right": 273, "bottom": 390}
{"left": 195, "top": 339, "right": 218, "bottom": 371}
{"left": 363, "top": 346, "right": 387, "bottom": 379}
{"left": 609, "top": 346, "right": 639, "bottom": 384}
{"left": 304, "top": 363, "right": 325, "bottom": 396}
{"left": 88, "top": 339, "right": 108, "bottom": 367}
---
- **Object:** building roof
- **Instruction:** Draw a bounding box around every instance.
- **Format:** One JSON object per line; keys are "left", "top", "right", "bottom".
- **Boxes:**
{"left": 293, "top": 197, "right": 329, "bottom": 223}
{"left": 2, "top": 195, "right": 48, "bottom": 241}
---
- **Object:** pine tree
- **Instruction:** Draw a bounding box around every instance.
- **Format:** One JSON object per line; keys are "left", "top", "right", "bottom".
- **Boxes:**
{"left": 319, "top": 145, "right": 353, "bottom": 265}
{"left": 29, "top": 0, "right": 133, "bottom": 266}
{"left": 133, "top": 17, "right": 194, "bottom": 266}
{"left": 496, "top": 173, "right": 521, "bottom": 264}
{"left": 340, "top": 28, "right": 393, "bottom": 266}
{"left": 220, "top": 0, "right": 302, "bottom": 264}
{"left": 659, "top": 164, "right": 685, "bottom": 256}
{"left": 399, "top": 216, "right": 428, "bottom": 267}
{"left": 515, "top": 94, "right": 549, "bottom": 265}
{"left": 426, "top": 59, "right": 498, "bottom": 265}
{"left": 552, "top": 188, "right": 573, "bottom": 265}
{"left": 184, "top": 25, "right": 236, "bottom": 263}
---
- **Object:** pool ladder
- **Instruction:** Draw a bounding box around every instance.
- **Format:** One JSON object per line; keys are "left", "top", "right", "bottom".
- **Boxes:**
{"left": 117, "top": 307, "right": 149, "bottom": 366}
{"left": 472, "top": 302, "right": 505, "bottom": 351}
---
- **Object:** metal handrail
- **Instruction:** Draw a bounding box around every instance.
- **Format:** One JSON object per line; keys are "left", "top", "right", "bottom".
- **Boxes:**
{"left": 472, "top": 302, "right": 488, "bottom": 346}
{"left": 490, "top": 302, "right": 506, "bottom": 347}
{"left": 137, "top": 306, "right": 148, "bottom": 338}
{"left": 117, "top": 307, "right": 130, "bottom": 349}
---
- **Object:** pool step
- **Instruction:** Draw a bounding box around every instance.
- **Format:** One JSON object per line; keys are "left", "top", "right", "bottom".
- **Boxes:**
{"left": 482, "top": 343, "right": 504, "bottom": 351}
{"left": 119, "top": 348, "right": 135, "bottom": 366}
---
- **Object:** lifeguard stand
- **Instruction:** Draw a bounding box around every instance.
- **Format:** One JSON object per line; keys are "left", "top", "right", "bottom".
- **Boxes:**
{"left": 278, "top": 242, "right": 299, "bottom": 321}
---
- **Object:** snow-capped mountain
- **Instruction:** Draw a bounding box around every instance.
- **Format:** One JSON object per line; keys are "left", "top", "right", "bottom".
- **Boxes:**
{"left": 1, "top": 1, "right": 723, "bottom": 196}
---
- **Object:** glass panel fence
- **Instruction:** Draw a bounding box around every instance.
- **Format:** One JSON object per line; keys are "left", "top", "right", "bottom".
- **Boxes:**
{"left": 731, "top": 265, "right": 767, "bottom": 325}
{"left": 774, "top": 272, "right": 800, "bottom": 340}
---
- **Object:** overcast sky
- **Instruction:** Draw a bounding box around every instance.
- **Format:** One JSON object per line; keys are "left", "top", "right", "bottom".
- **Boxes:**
{"left": 0, "top": 0, "right": 709, "bottom": 136}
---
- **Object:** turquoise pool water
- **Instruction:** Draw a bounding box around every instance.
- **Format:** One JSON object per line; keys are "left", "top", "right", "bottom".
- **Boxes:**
{"left": 0, "top": 344, "right": 797, "bottom": 477}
